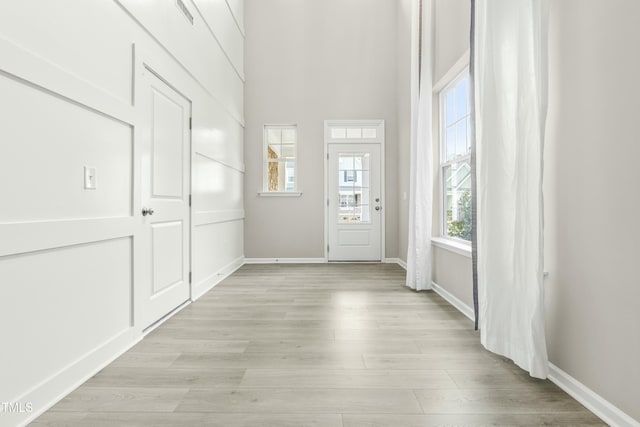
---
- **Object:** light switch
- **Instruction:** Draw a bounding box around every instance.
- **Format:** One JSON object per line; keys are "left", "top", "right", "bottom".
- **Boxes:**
{"left": 84, "top": 166, "right": 97, "bottom": 190}
{"left": 402, "top": 191, "right": 407, "bottom": 201}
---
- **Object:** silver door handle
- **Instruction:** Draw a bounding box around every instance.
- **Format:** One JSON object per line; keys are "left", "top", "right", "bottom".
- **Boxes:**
{"left": 375, "top": 206, "right": 381, "bottom": 211}
{"left": 142, "top": 207, "right": 155, "bottom": 216}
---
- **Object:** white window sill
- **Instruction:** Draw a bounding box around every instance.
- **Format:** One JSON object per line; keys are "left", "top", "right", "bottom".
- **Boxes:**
{"left": 258, "top": 191, "right": 302, "bottom": 197}
{"left": 430, "top": 238, "right": 550, "bottom": 279}
{"left": 431, "top": 237, "right": 472, "bottom": 258}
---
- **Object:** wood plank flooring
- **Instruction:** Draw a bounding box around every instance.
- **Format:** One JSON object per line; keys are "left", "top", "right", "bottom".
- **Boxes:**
{"left": 32, "top": 264, "right": 604, "bottom": 426}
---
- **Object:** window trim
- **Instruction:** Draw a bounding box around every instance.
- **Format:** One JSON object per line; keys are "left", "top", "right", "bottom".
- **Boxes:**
{"left": 262, "top": 124, "right": 298, "bottom": 194}
{"left": 431, "top": 237, "right": 471, "bottom": 258}
{"left": 438, "top": 68, "right": 471, "bottom": 242}
{"left": 257, "top": 191, "right": 302, "bottom": 197}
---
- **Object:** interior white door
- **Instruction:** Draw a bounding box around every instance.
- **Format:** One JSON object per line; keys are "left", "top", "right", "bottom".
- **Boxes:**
{"left": 138, "top": 69, "right": 191, "bottom": 329}
{"left": 328, "top": 143, "right": 382, "bottom": 261}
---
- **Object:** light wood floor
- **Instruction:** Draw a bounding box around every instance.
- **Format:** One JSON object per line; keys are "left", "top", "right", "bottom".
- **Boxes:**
{"left": 32, "top": 264, "right": 604, "bottom": 426}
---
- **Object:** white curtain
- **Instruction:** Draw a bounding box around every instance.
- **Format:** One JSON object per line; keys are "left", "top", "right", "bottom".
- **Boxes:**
{"left": 474, "top": 0, "right": 549, "bottom": 378}
{"left": 406, "top": 0, "right": 433, "bottom": 291}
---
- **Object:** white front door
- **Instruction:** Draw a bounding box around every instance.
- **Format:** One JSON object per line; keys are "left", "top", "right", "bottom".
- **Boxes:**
{"left": 327, "top": 143, "right": 382, "bottom": 261}
{"left": 138, "top": 68, "right": 191, "bottom": 330}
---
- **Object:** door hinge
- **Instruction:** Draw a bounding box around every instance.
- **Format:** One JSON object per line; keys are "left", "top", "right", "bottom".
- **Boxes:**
{"left": 327, "top": 153, "right": 329, "bottom": 160}
{"left": 189, "top": 194, "right": 192, "bottom": 207}
{"left": 189, "top": 117, "right": 192, "bottom": 130}
{"left": 327, "top": 245, "right": 330, "bottom": 253}
{"left": 327, "top": 199, "right": 329, "bottom": 207}
{"left": 189, "top": 272, "right": 192, "bottom": 283}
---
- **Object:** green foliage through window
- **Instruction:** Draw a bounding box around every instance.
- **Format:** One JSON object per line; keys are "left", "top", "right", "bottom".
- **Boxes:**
{"left": 446, "top": 189, "right": 472, "bottom": 240}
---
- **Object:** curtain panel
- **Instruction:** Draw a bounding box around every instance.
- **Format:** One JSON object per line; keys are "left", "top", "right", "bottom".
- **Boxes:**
{"left": 406, "top": 0, "right": 434, "bottom": 291}
{"left": 473, "top": 0, "right": 550, "bottom": 378}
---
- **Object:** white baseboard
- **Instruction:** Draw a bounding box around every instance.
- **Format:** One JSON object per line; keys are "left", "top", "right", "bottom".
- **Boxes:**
{"left": 431, "top": 281, "right": 475, "bottom": 322}
{"left": 17, "top": 258, "right": 637, "bottom": 427}
{"left": 142, "top": 299, "right": 192, "bottom": 335}
{"left": 11, "top": 256, "right": 244, "bottom": 427}
{"left": 245, "top": 258, "right": 409, "bottom": 266}
{"left": 385, "top": 259, "right": 474, "bottom": 321}
{"left": 384, "top": 257, "right": 407, "bottom": 269}
{"left": 192, "top": 255, "right": 245, "bottom": 300}
{"left": 243, "top": 257, "right": 326, "bottom": 264}
{"left": 14, "top": 328, "right": 141, "bottom": 427}
{"left": 548, "top": 363, "right": 640, "bottom": 427}
{"left": 428, "top": 280, "right": 639, "bottom": 427}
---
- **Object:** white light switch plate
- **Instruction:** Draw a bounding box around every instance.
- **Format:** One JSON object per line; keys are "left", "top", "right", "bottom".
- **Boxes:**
{"left": 84, "top": 166, "right": 97, "bottom": 189}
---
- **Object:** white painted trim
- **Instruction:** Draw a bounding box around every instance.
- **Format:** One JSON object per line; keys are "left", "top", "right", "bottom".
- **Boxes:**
{"left": 324, "top": 120, "right": 386, "bottom": 262}
{"left": 428, "top": 279, "right": 639, "bottom": 427}
{"left": 0, "top": 218, "right": 136, "bottom": 258}
{"left": 13, "top": 328, "right": 140, "bottom": 427}
{"left": 244, "top": 258, "right": 326, "bottom": 264}
{"left": 193, "top": 210, "right": 244, "bottom": 226}
{"left": 189, "top": 0, "right": 245, "bottom": 83}
{"left": 385, "top": 258, "right": 407, "bottom": 270}
{"left": 433, "top": 49, "right": 471, "bottom": 93}
{"left": 548, "top": 364, "right": 640, "bottom": 427}
{"left": 385, "top": 254, "right": 474, "bottom": 321}
{"left": 142, "top": 299, "right": 192, "bottom": 335}
{"left": 121, "top": 5, "right": 245, "bottom": 127}
{"left": 323, "top": 128, "right": 329, "bottom": 263}
{"left": 191, "top": 255, "right": 245, "bottom": 300}
{"left": 0, "top": 34, "right": 135, "bottom": 125}
{"left": 257, "top": 192, "right": 302, "bottom": 197}
{"left": 436, "top": 65, "right": 471, "bottom": 241}
{"left": 431, "top": 237, "right": 472, "bottom": 258}
{"left": 13, "top": 253, "right": 245, "bottom": 426}
{"left": 431, "top": 281, "right": 475, "bottom": 322}
{"left": 195, "top": 151, "right": 245, "bottom": 174}
{"left": 224, "top": 0, "right": 245, "bottom": 37}
{"left": 15, "top": 260, "right": 635, "bottom": 427}
{"left": 324, "top": 119, "right": 386, "bottom": 142}
{"left": 262, "top": 124, "right": 298, "bottom": 193}
{"left": 380, "top": 123, "right": 386, "bottom": 264}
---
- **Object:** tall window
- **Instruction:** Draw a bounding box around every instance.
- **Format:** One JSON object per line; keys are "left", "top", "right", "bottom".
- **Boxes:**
{"left": 263, "top": 125, "right": 297, "bottom": 192}
{"left": 440, "top": 71, "right": 471, "bottom": 241}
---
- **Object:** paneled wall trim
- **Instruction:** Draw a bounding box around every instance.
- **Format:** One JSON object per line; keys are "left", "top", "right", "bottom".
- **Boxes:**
{"left": 192, "top": 0, "right": 245, "bottom": 81}
{"left": 0, "top": 1, "right": 243, "bottom": 425}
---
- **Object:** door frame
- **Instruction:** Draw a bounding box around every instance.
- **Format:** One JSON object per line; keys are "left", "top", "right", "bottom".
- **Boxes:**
{"left": 133, "top": 47, "right": 193, "bottom": 331}
{"left": 323, "top": 119, "right": 385, "bottom": 262}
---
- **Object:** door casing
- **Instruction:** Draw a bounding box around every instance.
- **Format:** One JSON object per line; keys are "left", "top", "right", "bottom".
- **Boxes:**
{"left": 133, "top": 53, "right": 193, "bottom": 332}
{"left": 324, "top": 120, "right": 385, "bottom": 262}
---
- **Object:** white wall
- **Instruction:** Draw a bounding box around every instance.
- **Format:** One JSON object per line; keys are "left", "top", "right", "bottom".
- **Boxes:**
{"left": 0, "top": 1, "right": 244, "bottom": 425}
{"left": 396, "top": 0, "right": 413, "bottom": 263}
{"left": 429, "top": 0, "right": 640, "bottom": 423}
{"left": 429, "top": 0, "right": 474, "bottom": 309}
{"left": 544, "top": 0, "right": 640, "bottom": 421}
{"left": 433, "top": 0, "right": 471, "bottom": 84}
{"left": 396, "top": 0, "right": 473, "bottom": 276}
{"left": 244, "top": 0, "right": 399, "bottom": 259}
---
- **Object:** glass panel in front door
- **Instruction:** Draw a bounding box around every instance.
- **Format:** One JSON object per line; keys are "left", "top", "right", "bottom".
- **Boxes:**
{"left": 337, "top": 153, "right": 371, "bottom": 223}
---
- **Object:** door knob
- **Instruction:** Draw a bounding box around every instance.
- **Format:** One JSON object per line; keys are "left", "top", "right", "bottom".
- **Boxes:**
{"left": 142, "top": 207, "right": 155, "bottom": 216}
{"left": 375, "top": 198, "right": 380, "bottom": 202}
{"left": 375, "top": 206, "right": 381, "bottom": 211}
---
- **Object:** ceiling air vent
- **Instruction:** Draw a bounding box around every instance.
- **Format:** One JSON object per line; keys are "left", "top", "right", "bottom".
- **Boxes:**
{"left": 176, "top": 0, "right": 194, "bottom": 25}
